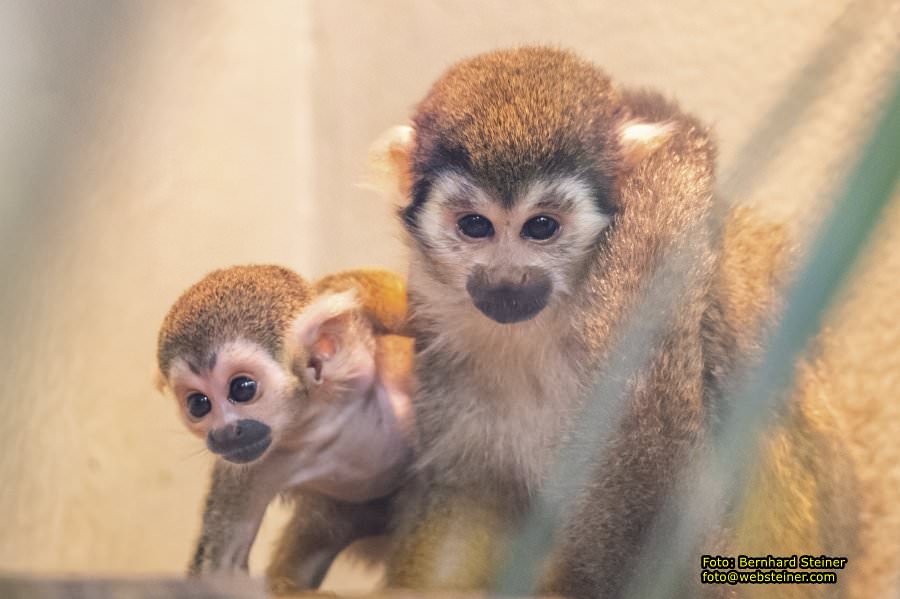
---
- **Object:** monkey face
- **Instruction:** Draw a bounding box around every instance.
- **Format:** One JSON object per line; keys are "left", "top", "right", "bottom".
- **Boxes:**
{"left": 410, "top": 172, "right": 611, "bottom": 324}
{"left": 166, "top": 340, "right": 297, "bottom": 465}
{"left": 370, "top": 49, "right": 686, "bottom": 331}
{"left": 160, "top": 290, "right": 386, "bottom": 467}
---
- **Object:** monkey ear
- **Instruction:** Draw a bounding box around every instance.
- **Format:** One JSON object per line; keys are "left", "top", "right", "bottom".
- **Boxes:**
{"left": 287, "top": 290, "right": 360, "bottom": 384}
{"left": 365, "top": 125, "right": 415, "bottom": 207}
{"left": 618, "top": 120, "right": 674, "bottom": 169}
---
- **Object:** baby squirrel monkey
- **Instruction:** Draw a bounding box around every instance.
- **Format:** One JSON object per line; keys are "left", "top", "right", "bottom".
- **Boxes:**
{"left": 156, "top": 265, "right": 413, "bottom": 592}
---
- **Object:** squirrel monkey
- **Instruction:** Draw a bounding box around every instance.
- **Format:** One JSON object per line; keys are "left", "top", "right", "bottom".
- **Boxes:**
{"left": 370, "top": 47, "right": 875, "bottom": 598}
{"left": 156, "top": 265, "right": 413, "bottom": 592}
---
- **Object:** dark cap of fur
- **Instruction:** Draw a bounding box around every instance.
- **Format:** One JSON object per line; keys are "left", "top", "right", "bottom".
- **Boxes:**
{"left": 407, "top": 47, "right": 624, "bottom": 224}
{"left": 157, "top": 265, "right": 312, "bottom": 375}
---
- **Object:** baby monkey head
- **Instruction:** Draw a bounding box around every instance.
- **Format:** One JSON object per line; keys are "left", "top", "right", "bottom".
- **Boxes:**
{"left": 373, "top": 47, "right": 671, "bottom": 325}
{"left": 156, "top": 265, "right": 377, "bottom": 465}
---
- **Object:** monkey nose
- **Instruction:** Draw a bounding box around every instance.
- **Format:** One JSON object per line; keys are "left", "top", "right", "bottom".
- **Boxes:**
{"left": 466, "top": 268, "right": 553, "bottom": 324}
{"left": 207, "top": 419, "right": 272, "bottom": 463}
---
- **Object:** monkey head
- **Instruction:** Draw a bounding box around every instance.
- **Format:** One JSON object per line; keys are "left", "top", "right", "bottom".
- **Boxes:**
{"left": 372, "top": 47, "right": 672, "bottom": 325}
{"left": 156, "top": 265, "right": 379, "bottom": 466}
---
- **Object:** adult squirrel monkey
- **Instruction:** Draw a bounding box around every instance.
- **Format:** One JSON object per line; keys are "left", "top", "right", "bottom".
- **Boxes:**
{"left": 370, "top": 46, "right": 889, "bottom": 598}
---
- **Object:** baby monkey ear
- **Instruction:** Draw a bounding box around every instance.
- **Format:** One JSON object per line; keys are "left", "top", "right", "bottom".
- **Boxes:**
{"left": 287, "top": 290, "right": 360, "bottom": 385}
{"left": 618, "top": 120, "right": 675, "bottom": 169}
{"left": 366, "top": 124, "right": 415, "bottom": 207}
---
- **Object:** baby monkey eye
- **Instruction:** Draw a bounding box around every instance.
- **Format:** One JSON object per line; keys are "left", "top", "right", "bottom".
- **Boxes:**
{"left": 521, "top": 215, "right": 560, "bottom": 241}
{"left": 457, "top": 214, "right": 494, "bottom": 239}
{"left": 229, "top": 376, "right": 257, "bottom": 403}
{"left": 186, "top": 393, "right": 211, "bottom": 418}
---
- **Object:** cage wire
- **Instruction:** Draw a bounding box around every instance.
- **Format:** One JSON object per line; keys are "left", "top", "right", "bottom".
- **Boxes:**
{"left": 491, "top": 0, "right": 900, "bottom": 595}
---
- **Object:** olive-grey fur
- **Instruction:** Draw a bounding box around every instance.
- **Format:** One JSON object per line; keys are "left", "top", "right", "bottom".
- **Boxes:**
{"left": 386, "top": 47, "right": 784, "bottom": 598}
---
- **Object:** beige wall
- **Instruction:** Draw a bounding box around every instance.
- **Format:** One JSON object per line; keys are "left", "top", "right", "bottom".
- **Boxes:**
{"left": 1, "top": 0, "right": 897, "bottom": 592}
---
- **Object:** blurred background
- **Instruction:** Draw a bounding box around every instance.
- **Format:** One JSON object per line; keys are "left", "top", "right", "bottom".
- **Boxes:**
{"left": 0, "top": 0, "right": 897, "bottom": 594}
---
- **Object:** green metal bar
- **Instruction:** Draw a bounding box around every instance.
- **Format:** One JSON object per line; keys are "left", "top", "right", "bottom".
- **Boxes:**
{"left": 492, "top": 239, "right": 703, "bottom": 594}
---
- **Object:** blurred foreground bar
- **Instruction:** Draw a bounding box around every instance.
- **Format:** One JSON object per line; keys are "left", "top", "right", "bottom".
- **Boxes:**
{"left": 0, "top": 575, "right": 266, "bottom": 599}
{"left": 0, "top": 574, "right": 556, "bottom": 599}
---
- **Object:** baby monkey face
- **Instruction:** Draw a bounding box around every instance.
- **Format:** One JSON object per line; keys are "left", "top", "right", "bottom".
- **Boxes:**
{"left": 416, "top": 172, "right": 612, "bottom": 324}
{"left": 167, "top": 341, "right": 297, "bottom": 465}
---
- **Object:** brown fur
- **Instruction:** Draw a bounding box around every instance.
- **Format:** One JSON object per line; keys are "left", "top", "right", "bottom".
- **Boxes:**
{"left": 157, "top": 265, "right": 413, "bottom": 592}
{"left": 541, "top": 84, "right": 718, "bottom": 599}
{"left": 406, "top": 47, "right": 622, "bottom": 224}
{"left": 722, "top": 200, "right": 900, "bottom": 598}
{"left": 159, "top": 266, "right": 410, "bottom": 374}
{"left": 381, "top": 47, "right": 872, "bottom": 599}
{"left": 376, "top": 335, "right": 415, "bottom": 401}
{"left": 158, "top": 265, "right": 311, "bottom": 375}
{"left": 315, "top": 269, "right": 411, "bottom": 337}
{"left": 386, "top": 47, "right": 722, "bottom": 596}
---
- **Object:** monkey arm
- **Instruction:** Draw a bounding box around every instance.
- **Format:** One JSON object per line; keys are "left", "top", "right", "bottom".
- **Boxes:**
{"left": 314, "top": 269, "right": 412, "bottom": 337}
{"left": 188, "top": 460, "right": 280, "bottom": 576}
{"left": 266, "top": 491, "right": 392, "bottom": 593}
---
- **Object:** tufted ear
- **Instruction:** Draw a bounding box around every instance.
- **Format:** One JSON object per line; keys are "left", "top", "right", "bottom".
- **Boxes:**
{"left": 365, "top": 124, "right": 415, "bottom": 207}
{"left": 618, "top": 120, "right": 674, "bottom": 169}
{"left": 287, "top": 290, "right": 360, "bottom": 386}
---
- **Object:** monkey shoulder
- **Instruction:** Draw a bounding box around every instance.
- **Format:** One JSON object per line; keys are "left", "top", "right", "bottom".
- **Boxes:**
{"left": 314, "top": 269, "right": 410, "bottom": 337}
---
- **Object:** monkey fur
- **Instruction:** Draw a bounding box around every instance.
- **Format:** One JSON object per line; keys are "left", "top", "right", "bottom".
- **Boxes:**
{"left": 374, "top": 47, "right": 875, "bottom": 598}
{"left": 156, "top": 265, "right": 413, "bottom": 592}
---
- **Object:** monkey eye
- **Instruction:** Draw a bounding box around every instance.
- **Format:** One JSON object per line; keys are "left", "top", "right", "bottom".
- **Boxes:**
{"left": 186, "top": 393, "right": 211, "bottom": 419}
{"left": 521, "top": 215, "right": 560, "bottom": 241}
{"left": 457, "top": 214, "right": 494, "bottom": 239}
{"left": 229, "top": 376, "right": 257, "bottom": 403}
